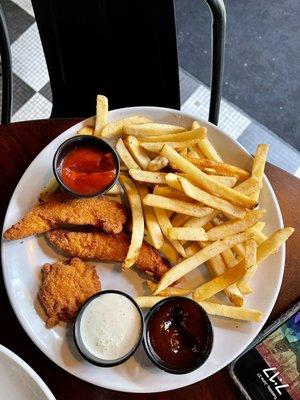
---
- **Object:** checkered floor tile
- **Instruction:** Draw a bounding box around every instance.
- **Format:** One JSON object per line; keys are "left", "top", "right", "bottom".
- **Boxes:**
{"left": 1, "top": 0, "right": 299, "bottom": 176}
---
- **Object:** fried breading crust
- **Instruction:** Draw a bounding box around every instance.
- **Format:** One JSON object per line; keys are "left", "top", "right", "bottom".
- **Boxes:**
{"left": 46, "top": 229, "right": 171, "bottom": 281}
{"left": 4, "top": 192, "right": 127, "bottom": 240}
{"left": 39, "top": 257, "right": 101, "bottom": 327}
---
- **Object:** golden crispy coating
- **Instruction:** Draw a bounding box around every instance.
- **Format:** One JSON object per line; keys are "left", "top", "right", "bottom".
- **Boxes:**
{"left": 39, "top": 257, "right": 101, "bottom": 327}
{"left": 46, "top": 229, "right": 170, "bottom": 282}
{"left": 4, "top": 192, "right": 126, "bottom": 240}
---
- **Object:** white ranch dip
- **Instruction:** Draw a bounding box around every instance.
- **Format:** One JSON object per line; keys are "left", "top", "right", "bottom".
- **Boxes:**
{"left": 80, "top": 293, "right": 142, "bottom": 360}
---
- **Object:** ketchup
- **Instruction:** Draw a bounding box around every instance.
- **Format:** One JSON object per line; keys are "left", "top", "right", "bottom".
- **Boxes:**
{"left": 147, "top": 298, "right": 213, "bottom": 372}
{"left": 60, "top": 146, "right": 116, "bottom": 195}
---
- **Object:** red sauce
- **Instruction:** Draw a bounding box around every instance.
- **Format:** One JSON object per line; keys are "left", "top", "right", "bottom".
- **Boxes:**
{"left": 60, "top": 146, "right": 116, "bottom": 195}
{"left": 147, "top": 298, "right": 212, "bottom": 371}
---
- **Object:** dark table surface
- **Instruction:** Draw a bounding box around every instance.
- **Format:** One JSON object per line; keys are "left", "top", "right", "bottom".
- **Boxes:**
{"left": 0, "top": 119, "right": 299, "bottom": 400}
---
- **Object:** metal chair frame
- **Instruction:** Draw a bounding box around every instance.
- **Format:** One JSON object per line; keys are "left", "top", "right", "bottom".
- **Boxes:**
{"left": 0, "top": 5, "right": 12, "bottom": 124}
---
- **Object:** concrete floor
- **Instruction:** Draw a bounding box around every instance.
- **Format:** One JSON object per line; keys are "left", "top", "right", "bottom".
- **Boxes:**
{"left": 175, "top": 0, "right": 300, "bottom": 150}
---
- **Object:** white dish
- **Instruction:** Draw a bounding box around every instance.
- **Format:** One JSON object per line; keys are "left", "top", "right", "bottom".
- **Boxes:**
{"left": 1, "top": 107, "right": 284, "bottom": 393}
{"left": 0, "top": 344, "right": 55, "bottom": 400}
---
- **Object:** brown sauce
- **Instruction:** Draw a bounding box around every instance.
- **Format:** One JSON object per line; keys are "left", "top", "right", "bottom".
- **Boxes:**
{"left": 148, "top": 298, "right": 212, "bottom": 371}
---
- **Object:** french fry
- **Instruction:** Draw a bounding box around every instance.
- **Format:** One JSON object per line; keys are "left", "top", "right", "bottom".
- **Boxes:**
{"left": 148, "top": 155, "right": 169, "bottom": 171}
{"left": 251, "top": 144, "right": 269, "bottom": 201}
{"left": 136, "top": 296, "right": 166, "bottom": 308}
{"left": 124, "top": 123, "right": 185, "bottom": 136}
{"left": 136, "top": 297, "right": 262, "bottom": 322}
{"left": 220, "top": 227, "right": 294, "bottom": 284}
{"left": 206, "top": 252, "right": 243, "bottom": 306}
{"left": 184, "top": 211, "right": 221, "bottom": 231}
{"left": 119, "top": 175, "right": 144, "bottom": 269}
{"left": 222, "top": 248, "right": 238, "bottom": 269}
{"left": 234, "top": 176, "right": 262, "bottom": 196}
{"left": 178, "top": 176, "right": 246, "bottom": 219}
{"left": 165, "top": 173, "right": 183, "bottom": 191}
{"left": 254, "top": 221, "right": 266, "bottom": 232}
{"left": 197, "top": 139, "right": 223, "bottom": 162}
{"left": 141, "top": 139, "right": 200, "bottom": 154}
{"left": 154, "top": 231, "right": 254, "bottom": 294}
{"left": 143, "top": 230, "right": 181, "bottom": 263}
{"left": 219, "top": 234, "right": 248, "bottom": 293}
{"left": 209, "top": 176, "right": 237, "bottom": 187}
{"left": 168, "top": 227, "right": 208, "bottom": 241}
{"left": 179, "top": 147, "right": 188, "bottom": 158}
{"left": 257, "top": 227, "right": 294, "bottom": 264}
{"left": 144, "top": 194, "right": 215, "bottom": 218}
{"left": 147, "top": 281, "right": 191, "bottom": 296}
{"left": 140, "top": 127, "right": 207, "bottom": 143}
{"left": 191, "top": 121, "right": 201, "bottom": 130}
{"left": 116, "top": 138, "right": 141, "bottom": 170}
{"left": 129, "top": 169, "right": 166, "bottom": 184}
{"left": 160, "top": 241, "right": 183, "bottom": 263}
{"left": 200, "top": 223, "right": 243, "bottom": 306}
{"left": 136, "top": 184, "right": 164, "bottom": 250}
{"left": 171, "top": 213, "right": 191, "bottom": 227}
{"left": 39, "top": 176, "right": 59, "bottom": 202}
{"left": 77, "top": 125, "right": 94, "bottom": 135}
{"left": 154, "top": 208, "right": 186, "bottom": 257}
{"left": 206, "top": 210, "right": 265, "bottom": 241}
{"left": 203, "top": 168, "right": 217, "bottom": 174}
{"left": 193, "top": 260, "right": 246, "bottom": 301}
{"left": 238, "top": 240, "right": 257, "bottom": 294}
{"left": 161, "top": 145, "right": 257, "bottom": 209}
{"left": 187, "top": 148, "right": 200, "bottom": 158}
{"left": 124, "top": 136, "right": 151, "bottom": 169}
{"left": 94, "top": 95, "right": 108, "bottom": 136}
{"left": 185, "top": 242, "right": 200, "bottom": 257}
{"left": 153, "top": 186, "right": 191, "bottom": 202}
{"left": 191, "top": 121, "right": 223, "bottom": 162}
{"left": 198, "top": 301, "right": 262, "bottom": 322}
{"left": 192, "top": 145, "right": 206, "bottom": 159}
{"left": 248, "top": 222, "right": 267, "bottom": 245}
{"left": 187, "top": 157, "right": 250, "bottom": 182}
{"left": 183, "top": 215, "right": 216, "bottom": 229}
{"left": 101, "top": 116, "right": 151, "bottom": 138}
{"left": 232, "top": 244, "right": 246, "bottom": 260}
{"left": 223, "top": 246, "right": 252, "bottom": 293}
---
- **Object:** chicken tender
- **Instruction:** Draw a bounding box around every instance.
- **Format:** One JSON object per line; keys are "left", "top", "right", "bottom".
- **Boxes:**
{"left": 46, "top": 229, "right": 170, "bottom": 281}
{"left": 4, "top": 192, "right": 126, "bottom": 240}
{"left": 39, "top": 257, "right": 101, "bottom": 327}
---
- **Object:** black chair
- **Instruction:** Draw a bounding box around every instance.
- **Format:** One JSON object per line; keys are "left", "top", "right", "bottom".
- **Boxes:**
{"left": 1, "top": 0, "right": 226, "bottom": 125}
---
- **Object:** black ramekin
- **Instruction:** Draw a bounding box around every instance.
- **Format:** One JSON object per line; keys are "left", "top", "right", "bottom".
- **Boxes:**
{"left": 74, "top": 290, "right": 144, "bottom": 367}
{"left": 143, "top": 297, "right": 214, "bottom": 374}
{"left": 53, "top": 135, "right": 120, "bottom": 197}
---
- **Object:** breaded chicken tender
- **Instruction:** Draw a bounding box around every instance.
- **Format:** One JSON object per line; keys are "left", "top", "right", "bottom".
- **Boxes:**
{"left": 4, "top": 192, "right": 126, "bottom": 240}
{"left": 39, "top": 257, "right": 101, "bottom": 327}
{"left": 46, "top": 229, "right": 170, "bottom": 281}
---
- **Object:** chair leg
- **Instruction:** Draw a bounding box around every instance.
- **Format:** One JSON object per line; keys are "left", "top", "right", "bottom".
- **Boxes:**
{"left": 0, "top": 5, "right": 12, "bottom": 124}
{"left": 204, "top": 0, "right": 226, "bottom": 125}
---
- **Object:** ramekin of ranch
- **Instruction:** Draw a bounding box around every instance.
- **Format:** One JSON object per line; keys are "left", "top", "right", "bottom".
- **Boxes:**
{"left": 74, "top": 290, "right": 144, "bottom": 367}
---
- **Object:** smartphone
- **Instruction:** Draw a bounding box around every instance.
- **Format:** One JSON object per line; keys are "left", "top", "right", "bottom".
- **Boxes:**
{"left": 229, "top": 301, "right": 300, "bottom": 400}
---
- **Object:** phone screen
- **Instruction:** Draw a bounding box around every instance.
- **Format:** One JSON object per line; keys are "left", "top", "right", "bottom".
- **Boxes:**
{"left": 234, "top": 311, "right": 300, "bottom": 399}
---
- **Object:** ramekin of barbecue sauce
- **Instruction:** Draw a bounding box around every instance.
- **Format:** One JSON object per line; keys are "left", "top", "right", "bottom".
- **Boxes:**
{"left": 143, "top": 297, "right": 213, "bottom": 374}
{"left": 53, "top": 135, "right": 119, "bottom": 197}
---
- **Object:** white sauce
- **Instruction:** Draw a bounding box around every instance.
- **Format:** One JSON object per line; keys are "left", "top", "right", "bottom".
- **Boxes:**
{"left": 80, "top": 293, "right": 142, "bottom": 360}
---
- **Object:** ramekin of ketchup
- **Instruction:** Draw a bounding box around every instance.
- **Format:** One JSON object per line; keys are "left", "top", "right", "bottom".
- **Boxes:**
{"left": 53, "top": 135, "right": 119, "bottom": 197}
{"left": 143, "top": 297, "right": 213, "bottom": 374}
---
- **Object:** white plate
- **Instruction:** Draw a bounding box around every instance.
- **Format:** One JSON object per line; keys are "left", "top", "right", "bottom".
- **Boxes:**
{"left": 2, "top": 107, "right": 284, "bottom": 393}
{"left": 0, "top": 344, "right": 55, "bottom": 400}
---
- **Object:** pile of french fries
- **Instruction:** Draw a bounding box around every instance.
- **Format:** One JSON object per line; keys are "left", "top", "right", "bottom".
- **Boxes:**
{"left": 69, "top": 96, "right": 295, "bottom": 323}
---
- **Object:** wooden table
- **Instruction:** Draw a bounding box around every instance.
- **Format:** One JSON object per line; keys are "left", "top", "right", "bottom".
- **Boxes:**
{"left": 0, "top": 119, "right": 299, "bottom": 400}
